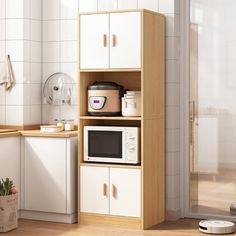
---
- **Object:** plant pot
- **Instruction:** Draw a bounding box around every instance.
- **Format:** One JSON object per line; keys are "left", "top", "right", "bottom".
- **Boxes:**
{"left": 0, "top": 193, "right": 18, "bottom": 233}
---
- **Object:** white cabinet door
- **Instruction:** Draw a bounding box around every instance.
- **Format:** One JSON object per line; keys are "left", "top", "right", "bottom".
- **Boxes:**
{"left": 23, "top": 137, "right": 67, "bottom": 213}
{"left": 80, "top": 14, "right": 109, "bottom": 69}
{"left": 109, "top": 168, "right": 141, "bottom": 217}
{"left": 110, "top": 12, "right": 141, "bottom": 68}
{"left": 0, "top": 137, "right": 20, "bottom": 209}
{"left": 80, "top": 166, "right": 109, "bottom": 214}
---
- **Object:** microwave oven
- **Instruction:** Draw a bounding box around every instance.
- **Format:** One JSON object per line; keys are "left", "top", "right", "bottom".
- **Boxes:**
{"left": 84, "top": 126, "right": 140, "bottom": 164}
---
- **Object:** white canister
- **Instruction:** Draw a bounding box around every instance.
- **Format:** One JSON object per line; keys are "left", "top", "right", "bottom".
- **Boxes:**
{"left": 122, "top": 91, "right": 141, "bottom": 117}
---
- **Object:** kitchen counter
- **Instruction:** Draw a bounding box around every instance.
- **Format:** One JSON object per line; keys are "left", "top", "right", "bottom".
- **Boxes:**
{"left": 0, "top": 129, "right": 20, "bottom": 138}
{"left": 20, "top": 130, "right": 78, "bottom": 138}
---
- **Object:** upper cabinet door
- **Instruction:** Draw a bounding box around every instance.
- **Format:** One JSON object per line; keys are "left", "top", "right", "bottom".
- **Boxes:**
{"left": 109, "top": 12, "right": 141, "bottom": 69}
{"left": 109, "top": 168, "right": 141, "bottom": 217}
{"left": 80, "top": 166, "right": 109, "bottom": 214}
{"left": 80, "top": 14, "right": 109, "bottom": 69}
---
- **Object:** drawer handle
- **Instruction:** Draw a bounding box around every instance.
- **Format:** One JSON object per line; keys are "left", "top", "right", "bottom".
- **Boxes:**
{"left": 112, "top": 34, "right": 116, "bottom": 47}
{"left": 112, "top": 184, "right": 116, "bottom": 198}
{"left": 103, "top": 183, "right": 107, "bottom": 196}
{"left": 103, "top": 34, "right": 107, "bottom": 47}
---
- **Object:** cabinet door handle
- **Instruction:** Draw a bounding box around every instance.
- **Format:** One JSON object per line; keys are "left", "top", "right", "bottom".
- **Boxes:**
{"left": 112, "top": 34, "right": 116, "bottom": 47}
{"left": 103, "top": 34, "right": 107, "bottom": 47}
{"left": 112, "top": 184, "right": 116, "bottom": 198}
{"left": 103, "top": 183, "right": 107, "bottom": 196}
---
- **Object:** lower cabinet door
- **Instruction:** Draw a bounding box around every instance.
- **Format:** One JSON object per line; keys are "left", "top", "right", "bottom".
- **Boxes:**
{"left": 24, "top": 137, "right": 67, "bottom": 213}
{"left": 80, "top": 166, "right": 109, "bottom": 214}
{"left": 109, "top": 168, "right": 141, "bottom": 217}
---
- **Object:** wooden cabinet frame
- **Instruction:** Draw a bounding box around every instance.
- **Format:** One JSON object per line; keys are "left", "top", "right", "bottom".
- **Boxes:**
{"left": 78, "top": 9, "right": 165, "bottom": 230}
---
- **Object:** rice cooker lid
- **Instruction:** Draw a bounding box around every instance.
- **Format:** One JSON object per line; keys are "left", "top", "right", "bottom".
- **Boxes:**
{"left": 88, "top": 81, "right": 121, "bottom": 90}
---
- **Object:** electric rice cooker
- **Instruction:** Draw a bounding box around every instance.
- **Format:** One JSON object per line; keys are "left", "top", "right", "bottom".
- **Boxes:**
{"left": 88, "top": 81, "right": 124, "bottom": 116}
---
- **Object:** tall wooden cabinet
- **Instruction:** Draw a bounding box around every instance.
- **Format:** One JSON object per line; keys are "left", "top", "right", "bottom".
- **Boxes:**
{"left": 78, "top": 9, "right": 165, "bottom": 229}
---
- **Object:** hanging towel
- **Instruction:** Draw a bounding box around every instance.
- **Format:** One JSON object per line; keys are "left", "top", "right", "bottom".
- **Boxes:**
{"left": 0, "top": 55, "right": 15, "bottom": 90}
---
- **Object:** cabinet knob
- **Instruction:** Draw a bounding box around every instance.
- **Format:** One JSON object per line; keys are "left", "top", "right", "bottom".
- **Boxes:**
{"left": 103, "top": 183, "right": 107, "bottom": 196}
{"left": 103, "top": 34, "right": 107, "bottom": 47}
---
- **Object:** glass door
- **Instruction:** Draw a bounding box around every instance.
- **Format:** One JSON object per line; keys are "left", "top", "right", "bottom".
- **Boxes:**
{"left": 190, "top": 0, "right": 236, "bottom": 217}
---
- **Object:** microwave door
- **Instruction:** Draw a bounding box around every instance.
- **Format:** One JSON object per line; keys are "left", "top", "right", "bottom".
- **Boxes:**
{"left": 86, "top": 130, "right": 125, "bottom": 163}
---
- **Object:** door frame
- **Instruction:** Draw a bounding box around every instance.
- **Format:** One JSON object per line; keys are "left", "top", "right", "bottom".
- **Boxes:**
{"left": 180, "top": 0, "right": 236, "bottom": 221}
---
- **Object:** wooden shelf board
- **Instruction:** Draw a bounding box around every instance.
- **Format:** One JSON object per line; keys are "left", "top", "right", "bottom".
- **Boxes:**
{"left": 80, "top": 162, "right": 142, "bottom": 169}
{"left": 79, "top": 116, "right": 142, "bottom": 121}
{"left": 80, "top": 68, "right": 141, "bottom": 73}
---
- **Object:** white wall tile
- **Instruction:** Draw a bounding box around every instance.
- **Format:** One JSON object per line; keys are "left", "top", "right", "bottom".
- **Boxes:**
{"left": 30, "top": 83, "right": 41, "bottom": 105}
{"left": 117, "top": 0, "right": 138, "bottom": 9}
{"left": 166, "top": 152, "right": 180, "bottom": 175}
{"left": 0, "top": 20, "right": 5, "bottom": 40}
{"left": 30, "top": 41, "right": 41, "bottom": 62}
{"left": 0, "top": 41, "right": 5, "bottom": 62}
{"left": 166, "top": 106, "right": 179, "bottom": 129}
{"left": 166, "top": 60, "right": 180, "bottom": 83}
{"left": 60, "top": 41, "right": 77, "bottom": 62}
{"left": 61, "top": 0, "right": 78, "bottom": 19}
{"left": 166, "top": 14, "right": 180, "bottom": 37}
{"left": 79, "top": 0, "right": 98, "bottom": 12}
{"left": 42, "top": 63, "right": 60, "bottom": 83}
{"left": 159, "top": 0, "right": 177, "bottom": 14}
{"left": 30, "top": 20, "right": 41, "bottom": 41}
{"left": 23, "top": 83, "right": 30, "bottom": 105}
{"left": 166, "top": 37, "right": 179, "bottom": 60}
{"left": 0, "top": 105, "right": 6, "bottom": 124}
{"left": 11, "top": 62, "right": 24, "bottom": 83}
{"left": 42, "top": 104, "right": 61, "bottom": 124}
{"left": 60, "top": 20, "right": 77, "bottom": 41}
{"left": 43, "top": 0, "right": 60, "bottom": 20}
{"left": 43, "top": 20, "right": 60, "bottom": 42}
{"left": 43, "top": 42, "right": 60, "bottom": 62}
{"left": 166, "top": 129, "right": 180, "bottom": 152}
{"left": 166, "top": 83, "right": 179, "bottom": 106}
{"left": 166, "top": 197, "right": 180, "bottom": 211}
{"left": 23, "top": 105, "right": 30, "bottom": 124}
{"left": 23, "top": 41, "right": 30, "bottom": 62}
{"left": 166, "top": 175, "right": 180, "bottom": 198}
{"left": 0, "top": 0, "right": 5, "bottom": 19}
{"left": 6, "top": 41, "right": 23, "bottom": 62}
{"left": 138, "top": 0, "right": 158, "bottom": 12}
{"left": 0, "top": 86, "right": 6, "bottom": 105}
{"left": 30, "top": 105, "right": 42, "bottom": 124}
{"left": 23, "top": 0, "right": 30, "bottom": 18}
{"left": 31, "top": 0, "right": 42, "bottom": 20}
{"left": 6, "top": 19, "right": 24, "bottom": 40}
{"left": 30, "top": 63, "right": 41, "bottom": 83}
{"left": 6, "top": 105, "right": 23, "bottom": 125}
{"left": 6, "top": 84, "right": 24, "bottom": 105}
{"left": 6, "top": 0, "right": 23, "bottom": 18}
{"left": 98, "top": 0, "right": 117, "bottom": 11}
{"left": 60, "top": 62, "right": 77, "bottom": 83}
{"left": 60, "top": 105, "right": 78, "bottom": 122}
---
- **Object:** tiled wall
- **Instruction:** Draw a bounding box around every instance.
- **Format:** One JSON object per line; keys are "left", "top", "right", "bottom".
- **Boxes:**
{"left": 42, "top": 0, "right": 78, "bottom": 124}
{"left": 0, "top": 0, "right": 42, "bottom": 125}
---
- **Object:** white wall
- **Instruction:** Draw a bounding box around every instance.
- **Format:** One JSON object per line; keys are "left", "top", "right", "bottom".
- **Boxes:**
{"left": 0, "top": 0, "right": 42, "bottom": 125}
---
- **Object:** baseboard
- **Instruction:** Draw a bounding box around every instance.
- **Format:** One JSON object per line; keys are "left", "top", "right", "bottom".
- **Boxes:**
{"left": 19, "top": 210, "right": 78, "bottom": 224}
{"left": 165, "top": 209, "right": 181, "bottom": 221}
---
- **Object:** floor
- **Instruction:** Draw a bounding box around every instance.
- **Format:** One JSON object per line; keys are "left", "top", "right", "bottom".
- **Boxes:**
{"left": 7, "top": 218, "right": 233, "bottom": 236}
{"left": 191, "top": 168, "right": 236, "bottom": 216}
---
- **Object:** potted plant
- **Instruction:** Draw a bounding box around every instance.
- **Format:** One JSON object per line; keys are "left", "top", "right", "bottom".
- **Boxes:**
{"left": 0, "top": 178, "right": 18, "bottom": 233}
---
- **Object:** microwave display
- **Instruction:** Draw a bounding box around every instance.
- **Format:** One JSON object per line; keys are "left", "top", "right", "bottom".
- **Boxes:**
{"left": 88, "top": 131, "right": 122, "bottom": 158}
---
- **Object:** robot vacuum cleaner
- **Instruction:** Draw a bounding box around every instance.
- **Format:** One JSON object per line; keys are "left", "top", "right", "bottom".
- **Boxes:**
{"left": 199, "top": 220, "right": 235, "bottom": 234}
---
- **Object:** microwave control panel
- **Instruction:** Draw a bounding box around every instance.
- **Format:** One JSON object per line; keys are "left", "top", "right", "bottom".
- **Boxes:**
{"left": 125, "top": 128, "right": 140, "bottom": 163}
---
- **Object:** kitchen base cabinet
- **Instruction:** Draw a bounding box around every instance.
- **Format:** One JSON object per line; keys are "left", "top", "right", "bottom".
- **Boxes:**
{"left": 21, "top": 136, "right": 78, "bottom": 223}
{"left": 0, "top": 137, "right": 20, "bottom": 209}
{"left": 80, "top": 166, "right": 141, "bottom": 218}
